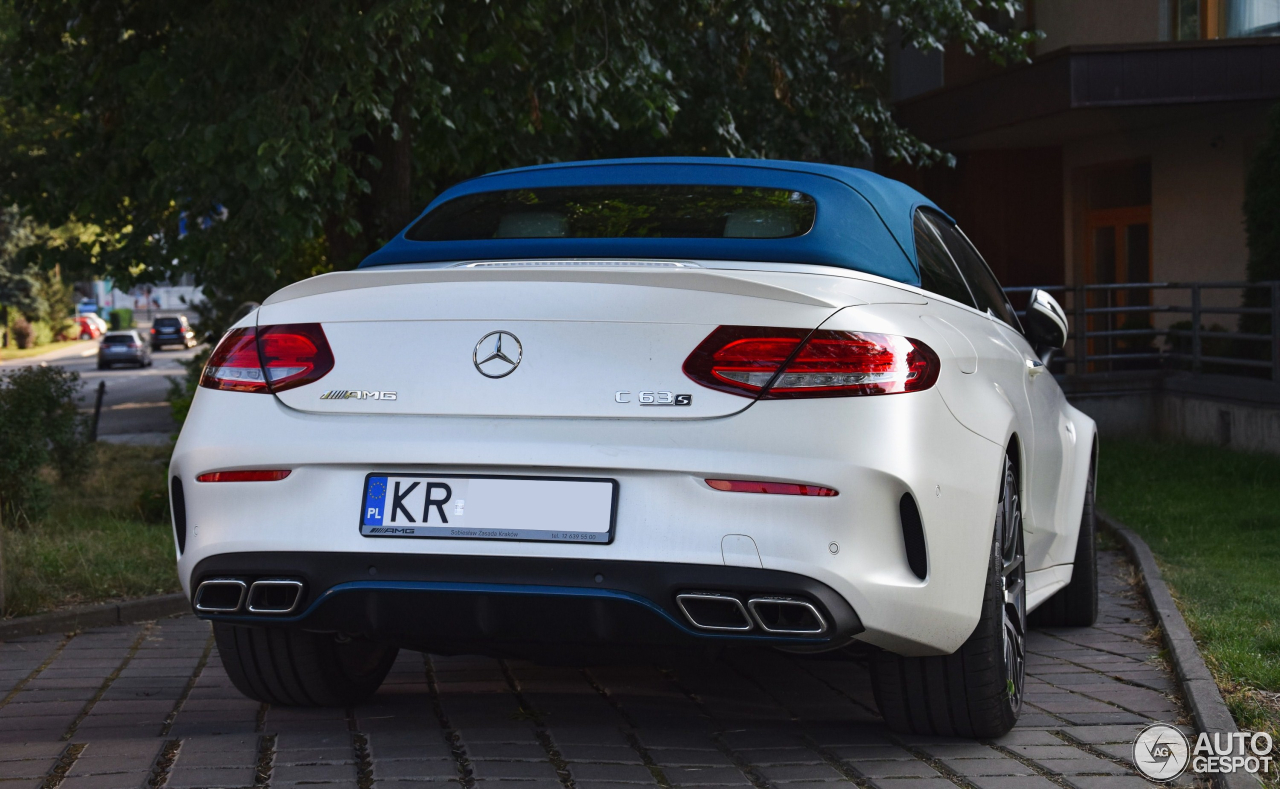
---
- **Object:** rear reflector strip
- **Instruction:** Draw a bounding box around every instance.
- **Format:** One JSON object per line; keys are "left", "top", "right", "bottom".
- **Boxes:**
{"left": 706, "top": 479, "right": 838, "bottom": 497}
{"left": 197, "top": 470, "right": 292, "bottom": 483}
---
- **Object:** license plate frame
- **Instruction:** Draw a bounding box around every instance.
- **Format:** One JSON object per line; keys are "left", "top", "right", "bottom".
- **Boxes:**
{"left": 358, "top": 472, "right": 619, "bottom": 545}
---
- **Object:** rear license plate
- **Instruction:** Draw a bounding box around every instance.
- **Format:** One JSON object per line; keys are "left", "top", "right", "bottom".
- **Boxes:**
{"left": 359, "top": 473, "right": 618, "bottom": 544}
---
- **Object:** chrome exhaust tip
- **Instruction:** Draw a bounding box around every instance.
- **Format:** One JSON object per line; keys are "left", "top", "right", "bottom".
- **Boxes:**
{"left": 193, "top": 579, "right": 248, "bottom": 613}
{"left": 747, "top": 596, "right": 827, "bottom": 635}
{"left": 246, "top": 579, "right": 305, "bottom": 615}
{"left": 675, "top": 593, "right": 754, "bottom": 632}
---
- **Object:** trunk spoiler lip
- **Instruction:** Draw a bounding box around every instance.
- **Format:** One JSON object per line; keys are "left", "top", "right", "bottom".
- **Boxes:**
{"left": 262, "top": 260, "right": 872, "bottom": 309}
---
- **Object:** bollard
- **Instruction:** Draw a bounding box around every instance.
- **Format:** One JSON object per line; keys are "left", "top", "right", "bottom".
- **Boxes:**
{"left": 90, "top": 380, "right": 106, "bottom": 442}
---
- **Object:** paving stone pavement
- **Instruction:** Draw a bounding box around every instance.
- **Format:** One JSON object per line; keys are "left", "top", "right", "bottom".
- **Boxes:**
{"left": 0, "top": 550, "right": 1190, "bottom": 789}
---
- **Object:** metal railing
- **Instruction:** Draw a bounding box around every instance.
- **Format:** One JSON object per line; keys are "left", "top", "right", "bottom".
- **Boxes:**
{"left": 1004, "top": 281, "right": 1280, "bottom": 382}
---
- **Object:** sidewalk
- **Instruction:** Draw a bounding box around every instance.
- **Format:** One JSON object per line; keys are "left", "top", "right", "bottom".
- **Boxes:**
{"left": 0, "top": 550, "right": 1182, "bottom": 789}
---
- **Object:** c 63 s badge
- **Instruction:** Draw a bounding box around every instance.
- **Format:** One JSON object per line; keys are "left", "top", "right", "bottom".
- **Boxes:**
{"left": 615, "top": 391, "right": 692, "bottom": 406}
{"left": 320, "top": 390, "right": 398, "bottom": 401}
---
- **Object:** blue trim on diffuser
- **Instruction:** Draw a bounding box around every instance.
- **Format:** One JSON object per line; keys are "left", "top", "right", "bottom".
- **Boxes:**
{"left": 202, "top": 579, "right": 828, "bottom": 645}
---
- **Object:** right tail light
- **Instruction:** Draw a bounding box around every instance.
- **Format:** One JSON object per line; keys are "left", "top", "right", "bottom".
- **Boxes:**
{"left": 683, "top": 326, "right": 939, "bottom": 399}
{"left": 200, "top": 323, "right": 334, "bottom": 393}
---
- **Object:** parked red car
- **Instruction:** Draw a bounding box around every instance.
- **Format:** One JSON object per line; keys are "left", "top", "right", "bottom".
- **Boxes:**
{"left": 76, "top": 317, "right": 103, "bottom": 340}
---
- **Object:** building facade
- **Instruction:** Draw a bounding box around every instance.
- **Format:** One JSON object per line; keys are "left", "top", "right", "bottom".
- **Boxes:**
{"left": 888, "top": 0, "right": 1278, "bottom": 300}
{"left": 886, "top": 0, "right": 1280, "bottom": 453}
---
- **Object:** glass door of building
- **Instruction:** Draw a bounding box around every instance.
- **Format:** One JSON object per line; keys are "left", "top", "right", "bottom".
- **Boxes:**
{"left": 1084, "top": 207, "right": 1153, "bottom": 370}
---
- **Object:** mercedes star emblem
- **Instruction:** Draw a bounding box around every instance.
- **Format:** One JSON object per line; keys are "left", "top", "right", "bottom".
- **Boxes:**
{"left": 473, "top": 331, "right": 523, "bottom": 378}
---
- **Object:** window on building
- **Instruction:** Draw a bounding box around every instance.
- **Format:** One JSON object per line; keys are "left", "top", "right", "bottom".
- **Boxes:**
{"left": 1173, "top": 0, "right": 1280, "bottom": 39}
{"left": 913, "top": 210, "right": 976, "bottom": 309}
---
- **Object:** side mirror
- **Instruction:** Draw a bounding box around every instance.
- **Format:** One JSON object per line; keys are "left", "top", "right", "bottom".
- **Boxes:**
{"left": 1024, "top": 288, "right": 1068, "bottom": 353}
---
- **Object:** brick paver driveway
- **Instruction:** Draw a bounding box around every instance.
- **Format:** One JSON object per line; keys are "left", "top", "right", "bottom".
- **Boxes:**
{"left": 1, "top": 550, "right": 1180, "bottom": 789}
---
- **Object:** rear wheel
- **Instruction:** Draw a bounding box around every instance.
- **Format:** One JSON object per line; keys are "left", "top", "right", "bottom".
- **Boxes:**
{"left": 870, "top": 452, "right": 1026, "bottom": 738}
{"left": 213, "top": 623, "right": 398, "bottom": 706}
{"left": 1029, "top": 459, "right": 1098, "bottom": 627}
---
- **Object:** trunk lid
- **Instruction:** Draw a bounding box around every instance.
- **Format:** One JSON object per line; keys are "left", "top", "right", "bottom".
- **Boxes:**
{"left": 256, "top": 264, "right": 900, "bottom": 419}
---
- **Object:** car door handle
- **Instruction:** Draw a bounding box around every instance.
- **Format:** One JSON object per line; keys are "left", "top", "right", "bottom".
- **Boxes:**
{"left": 1025, "top": 358, "right": 1046, "bottom": 377}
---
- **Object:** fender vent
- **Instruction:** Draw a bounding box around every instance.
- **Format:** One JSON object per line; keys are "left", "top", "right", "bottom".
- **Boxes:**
{"left": 171, "top": 476, "right": 187, "bottom": 555}
{"left": 899, "top": 493, "right": 928, "bottom": 581}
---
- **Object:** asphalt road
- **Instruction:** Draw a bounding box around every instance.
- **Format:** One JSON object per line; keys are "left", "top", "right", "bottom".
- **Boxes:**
{"left": 0, "top": 550, "right": 1181, "bottom": 789}
{"left": 1, "top": 317, "right": 204, "bottom": 439}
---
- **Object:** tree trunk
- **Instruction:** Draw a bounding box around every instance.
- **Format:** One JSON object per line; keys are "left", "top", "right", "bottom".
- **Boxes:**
{"left": 326, "top": 87, "right": 416, "bottom": 271}
{"left": 0, "top": 494, "right": 6, "bottom": 616}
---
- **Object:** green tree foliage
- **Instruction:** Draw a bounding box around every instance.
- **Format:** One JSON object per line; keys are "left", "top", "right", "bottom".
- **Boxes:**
{"left": 0, "top": 0, "right": 1036, "bottom": 335}
{"left": 0, "top": 206, "right": 39, "bottom": 313}
{"left": 0, "top": 365, "right": 91, "bottom": 525}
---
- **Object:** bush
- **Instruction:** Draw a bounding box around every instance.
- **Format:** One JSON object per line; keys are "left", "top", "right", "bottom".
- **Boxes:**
{"left": 167, "top": 346, "right": 210, "bottom": 426}
{"left": 0, "top": 365, "right": 91, "bottom": 525}
{"left": 108, "top": 307, "right": 134, "bottom": 330}
{"left": 1241, "top": 101, "right": 1280, "bottom": 346}
{"left": 9, "top": 317, "right": 32, "bottom": 349}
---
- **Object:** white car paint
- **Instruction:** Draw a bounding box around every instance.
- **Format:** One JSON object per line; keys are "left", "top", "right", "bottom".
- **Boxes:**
{"left": 171, "top": 259, "right": 1095, "bottom": 656}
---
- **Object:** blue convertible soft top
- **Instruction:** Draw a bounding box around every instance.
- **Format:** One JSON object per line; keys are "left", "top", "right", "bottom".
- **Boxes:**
{"left": 358, "top": 158, "right": 946, "bottom": 286}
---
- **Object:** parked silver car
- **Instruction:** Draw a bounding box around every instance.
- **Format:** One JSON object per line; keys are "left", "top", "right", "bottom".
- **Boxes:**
{"left": 98, "top": 330, "right": 153, "bottom": 369}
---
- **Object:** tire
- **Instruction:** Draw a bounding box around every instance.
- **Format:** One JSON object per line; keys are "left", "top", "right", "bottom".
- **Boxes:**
{"left": 212, "top": 623, "right": 398, "bottom": 706}
{"left": 97, "top": 362, "right": 108, "bottom": 370}
{"left": 1029, "top": 459, "right": 1098, "bottom": 628}
{"left": 870, "top": 452, "right": 1027, "bottom": 738}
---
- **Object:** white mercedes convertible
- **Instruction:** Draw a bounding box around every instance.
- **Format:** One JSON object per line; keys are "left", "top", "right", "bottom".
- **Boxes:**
{"left": 172, "top": 158, "right": 1096, "bottom": 738}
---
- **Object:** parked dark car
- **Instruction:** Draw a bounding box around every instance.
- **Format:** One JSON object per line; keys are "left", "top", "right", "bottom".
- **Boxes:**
{"left": 98, "top": 330, "right": 152, "bottom": 369}
{"left": 151, "top": 315, "right": 197, "bottom": 350}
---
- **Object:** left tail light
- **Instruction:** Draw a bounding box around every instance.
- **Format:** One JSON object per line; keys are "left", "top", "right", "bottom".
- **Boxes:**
{"left": 683, "top": 326, "right": 940, "bottom": 399}
{"left": 200, "top": 323, "right": 334, "bottom": 393}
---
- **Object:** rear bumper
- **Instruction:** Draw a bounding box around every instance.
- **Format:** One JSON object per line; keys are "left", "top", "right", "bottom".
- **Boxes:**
{"left": 99, "top": 351, "right": 145, "bottom": 363}
{"left": 173, "top": 385, "right": 1006, "bottom": 656}
{"left": 189, "top": 552, "right": 864, "bottom": 656}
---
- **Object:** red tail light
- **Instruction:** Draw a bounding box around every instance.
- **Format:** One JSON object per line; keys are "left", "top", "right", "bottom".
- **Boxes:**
{"left": 707, "top": 479, "right": 838, "bottom": 496}
{"left": 197, "top": 470, "right": 292, "bottom": 482}
{"left": 200, "top": 324, "right": 334, "bottom": 393}
{"left": 683, "top": 326, "right": 940, "bottom": 399}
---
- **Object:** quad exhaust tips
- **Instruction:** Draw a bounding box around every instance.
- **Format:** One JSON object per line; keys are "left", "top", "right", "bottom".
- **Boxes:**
{"left": 194, "top": 578, "right": 304, "bottom": 615}
{"left": 747, "top": 596, "right": 827, "bottom": 635}
{"left": 676, "top": 593, "right": 754, "bottom": 632}
{"left": 676, "top": 592, "right": 827, "bottom": 636}
{"left": 193, "top": 579, "right": 247, "bottom": 613}
{"left": 246, "top": 579, "right": 305, "bottom": 614}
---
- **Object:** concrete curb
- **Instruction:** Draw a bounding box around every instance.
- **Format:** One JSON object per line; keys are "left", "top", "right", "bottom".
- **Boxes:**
{"left": 0, "top": 593, "right": 190, "bottom": 641}
{"left": 1099, "top": 512, "right": 1262, "bottom": 789}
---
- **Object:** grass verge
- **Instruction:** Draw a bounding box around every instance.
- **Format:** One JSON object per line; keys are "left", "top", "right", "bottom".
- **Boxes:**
{"left": 0, "top": 339, "right": 93, "bottom": 362}
{"left": 1, "top": 442, "right": 180, "bottom": 618}
{"left": 1099, "top": 438, "right": 1280, "bottom": 741}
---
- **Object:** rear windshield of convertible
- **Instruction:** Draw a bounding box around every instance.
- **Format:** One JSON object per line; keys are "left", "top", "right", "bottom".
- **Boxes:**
{"left": 405, "top": 185, "right": 817, "bottom": 241}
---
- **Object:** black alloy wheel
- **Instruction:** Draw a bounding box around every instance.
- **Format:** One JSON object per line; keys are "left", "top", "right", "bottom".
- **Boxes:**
{"left": 997, "top": 453, "right": 1027, "bottom": 715}
{"left": 870, "top": 450, "right": 1028, "bottom": 738}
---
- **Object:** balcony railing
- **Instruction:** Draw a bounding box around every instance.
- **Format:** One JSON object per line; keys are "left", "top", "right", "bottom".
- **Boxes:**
{"left": 1004, "top": 281, "right": 1280, "bottom": 382}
